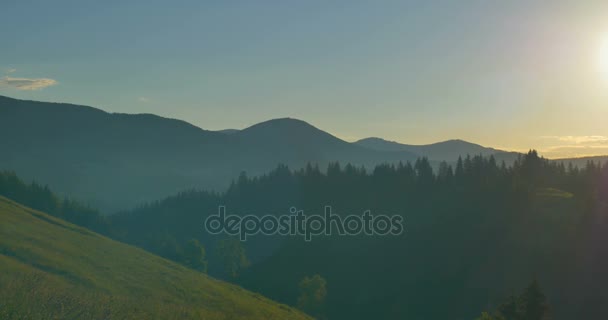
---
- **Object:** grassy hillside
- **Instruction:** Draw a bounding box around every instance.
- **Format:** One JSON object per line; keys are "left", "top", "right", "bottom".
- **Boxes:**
{"left": 0, "top": 196, "right": 310, "bottom": 320}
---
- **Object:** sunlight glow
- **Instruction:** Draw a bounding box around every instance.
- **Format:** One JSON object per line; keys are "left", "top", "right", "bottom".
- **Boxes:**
{"left": 599, "top": 34, "right": 608, "bottom": 79}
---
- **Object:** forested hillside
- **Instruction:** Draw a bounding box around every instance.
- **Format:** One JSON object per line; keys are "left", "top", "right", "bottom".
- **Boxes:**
{"left": 2, "top": 151, "right": 606, "bottom": 319}
{"left": 109, "top": 151, "right": 608, "bottom": 319}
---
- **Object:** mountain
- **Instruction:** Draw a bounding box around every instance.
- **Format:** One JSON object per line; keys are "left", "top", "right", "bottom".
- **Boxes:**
{"left": 0, "top": 195, "right": 310, "bottom": 320}
{"left": 217, "top": 128, "right": 240, "bottom": 135}
{"left": 355, "top": 137, "right": 506, "bottom": 161}
{"left": 233, "top": 118, "right": 417, "bottom": 170}
{"left": 6, "top": 95, "right": 601, "bottom": 212}
{"left": 0, "top": 95, "right": 417, "bottom": 211}
{"left": 0, "top": 95, "right": 232, "bottom": 211}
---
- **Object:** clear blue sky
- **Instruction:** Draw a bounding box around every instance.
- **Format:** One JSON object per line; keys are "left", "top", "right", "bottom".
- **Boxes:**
{"left": 2, "top": 0, "right": 608, "bottom": 158}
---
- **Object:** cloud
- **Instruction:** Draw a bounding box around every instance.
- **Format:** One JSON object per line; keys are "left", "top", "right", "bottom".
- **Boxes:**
{"left": 0, "top": 76, "right": 57, "bottom": 90}
{"left": 557, "top": 136, "right": 608, "bottom": 144}
{"left": 540, "top": 135, "right": 608, "bottom": 144}
{"left": 6, "top": 68, "right": 16, "bottom": 74}
{"left": 537, "top": 135, "right": 608, "bottom": 158}
{"left": 540, "top": 145, "right": 608, "bottom": 158}
{"left": 137, "top": 96, "right": 149, "bottom": 103}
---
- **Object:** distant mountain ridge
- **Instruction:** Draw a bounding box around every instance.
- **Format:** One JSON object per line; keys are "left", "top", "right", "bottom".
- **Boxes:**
{"left": 217, "top": 128, "right": 240, "bottom": 135}
{"left": 355, "top": 137, "right": 505, "bottom": 161}
{"left": 1, "top": 95, "right": 591, "bottom": 211}
{"left": 0, "top": 96, "right": 417, "bottom": 211}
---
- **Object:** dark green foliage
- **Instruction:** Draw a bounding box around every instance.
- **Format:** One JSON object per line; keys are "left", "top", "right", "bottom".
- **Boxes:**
{"left": 518, "top": 280, "right": 550, "bottom": 320}
{"left": 110, "top": 151, "right": 608, "bottom": 319}
{"left": 475, "top": 312, "right": 504, "bottom": 320}
{"left": 2, "top": 149, "right": 607, "bottom": 319}
{"left": 498, "top": 295, "right": 520, "bottom": 320}
{"left": 217, "top": 238, "right": 250, "bottom": 279}
{"left": 183, "top": 239, "right": 208, "bottom": 273}
{"left": 297, "top": 274, "right": 327, "bottom": 319}
{"left": 478, "top": 280, "right": 550, "bottom": 320}
{"left": 0, "top": 171, "right": 108, "bottom": 233}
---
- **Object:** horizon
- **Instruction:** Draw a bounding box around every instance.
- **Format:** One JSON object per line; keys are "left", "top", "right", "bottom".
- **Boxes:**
{"left": 0, "top": 93, "right": 603, "bottom": 160}
{"left": 0, "top": 93, "right": 602, "bottom": 160}
{"left": 0, "top": 93, "right": 548, "bottom": 159}
{"left": 2, "top": 1, "right": 608, "bottom": 158}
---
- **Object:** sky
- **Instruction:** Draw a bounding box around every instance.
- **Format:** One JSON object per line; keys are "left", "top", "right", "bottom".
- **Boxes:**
{"left": 2, "top": 0, "right": 608, "bottom": 158}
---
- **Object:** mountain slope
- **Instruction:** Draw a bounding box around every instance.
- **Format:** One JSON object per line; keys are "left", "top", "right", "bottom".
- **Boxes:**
{"left": 0, "top": 95, "right": 233, "bottom": 211}
{"left": 0, "top": 95, "right": 417, "bottom": 211}
{"left": 0, "top": 195, "right": 310, "bottom": 320}
{"left": 217, "top": 128, "right": 240, "bottom": 135}
{"left": 355, "top": 137, "right": 505, "bottom": 161}
{"left": 2, "top": 95, "right": 602, "bottom": 213}
{"left": 233, "top": 118, "right": 418, "bottom": 169}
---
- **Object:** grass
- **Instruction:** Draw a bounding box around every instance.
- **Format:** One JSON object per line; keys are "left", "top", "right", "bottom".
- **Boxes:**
{"left": 0, "top": 196, "right": 311, "bottom": 320}
{"left": 535, "top": 187, "right": 574, "bottom": 199}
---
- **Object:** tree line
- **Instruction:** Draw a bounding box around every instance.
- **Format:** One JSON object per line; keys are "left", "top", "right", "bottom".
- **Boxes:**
{"left": 1, "top": 151, "right": 607, "bottom": 319}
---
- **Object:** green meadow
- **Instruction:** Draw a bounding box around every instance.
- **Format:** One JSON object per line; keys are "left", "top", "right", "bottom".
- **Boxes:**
{"left": 0, "top": 196, "right": 310, "bottom": 320}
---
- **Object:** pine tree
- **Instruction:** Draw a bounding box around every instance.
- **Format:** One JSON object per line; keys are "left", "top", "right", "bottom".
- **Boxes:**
{"left": 519, "top": 280, "right": 550, "bottom": 320}
{"left": 297, "top": 274, "right": 327, "bottom": 319}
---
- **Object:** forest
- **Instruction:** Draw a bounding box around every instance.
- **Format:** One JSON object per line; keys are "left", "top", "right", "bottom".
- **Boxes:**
{"left": 1, "top": 150, "right": 606, "bottom": 319}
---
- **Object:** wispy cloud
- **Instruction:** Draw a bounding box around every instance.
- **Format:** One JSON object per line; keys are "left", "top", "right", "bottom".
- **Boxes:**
{"left": 137, "top": 96, "right": 149, "bottom": 103}
{"left": 0, "top": 76, "right": 57, "bottom": 90}
{"left": 540, "top": 135, "right": 608, "bottom": 145}
{"left": 6, "top": 68, "right": 16, "bottom": 74}
{"left": 538, "top": 135, "right": 608, "bottom": 158}
{"left": 540, "top": 145, "right": 608, "bottom": 158}
{"left": 547, "top": 135, "right": 608, "bottom": 144}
